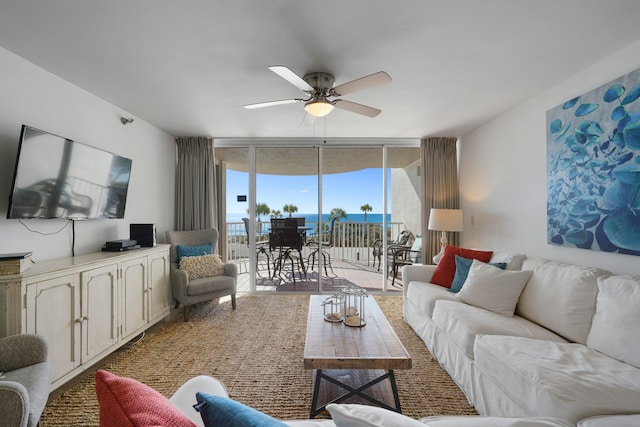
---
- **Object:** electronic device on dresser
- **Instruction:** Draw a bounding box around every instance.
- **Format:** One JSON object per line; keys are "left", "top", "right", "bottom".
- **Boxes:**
{"left": 130, "top": 223, "right": 156, "bottom": 247}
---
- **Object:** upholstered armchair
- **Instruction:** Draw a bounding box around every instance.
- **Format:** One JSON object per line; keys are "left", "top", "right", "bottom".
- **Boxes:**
{"left": 166, "top": 228, "right": 237, "bottom": 321}
{"left": 0, "top": 334, "right": 52, "bottom": 427}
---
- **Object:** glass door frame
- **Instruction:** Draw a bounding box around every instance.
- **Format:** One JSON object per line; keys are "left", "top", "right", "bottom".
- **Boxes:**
{"left": 215, "top": 138, "right": 420, "bottom": 293}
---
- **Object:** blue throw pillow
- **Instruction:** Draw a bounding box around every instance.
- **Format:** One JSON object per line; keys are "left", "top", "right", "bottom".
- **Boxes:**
{"left": 194, "top": 392, "right": 287, "bottom": 427}
{"left": 177, "top": 243, "right": 213, "bottom": 263}
{"left": 449, "top": 255, "right": 506, "bottom": 293}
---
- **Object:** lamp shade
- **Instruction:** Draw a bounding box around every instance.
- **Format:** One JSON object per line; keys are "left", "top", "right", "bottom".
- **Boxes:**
{"left": 428, "top": 208, "right": 464, "bottom": 232}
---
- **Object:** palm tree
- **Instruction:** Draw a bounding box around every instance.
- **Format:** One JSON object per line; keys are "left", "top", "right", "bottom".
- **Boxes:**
{"left": 360, "top": 203, "right": 373, "bottom": 222}
{"left": 283, "top": 204, "right": 298, "bottom": 217}
{"left": 270, "top": 209, "right": 282, "bottom": 218}
{"left": 329, "top": 207, "right": 347, "bottom": 221}
{"left": 255, "top": 203, "right": 271, "bottom": 221}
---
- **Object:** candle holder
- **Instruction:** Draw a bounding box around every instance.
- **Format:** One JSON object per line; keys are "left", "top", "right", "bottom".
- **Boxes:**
{"left": 322, "top": 294, "right": 344, "bottom": 322}
{"left": 341, "top": 284, "right": 367, "bottom": 327}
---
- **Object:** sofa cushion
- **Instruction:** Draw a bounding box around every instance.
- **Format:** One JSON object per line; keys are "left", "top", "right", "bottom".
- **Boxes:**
{"left": 587, "top": 275, "right": 640, "bottom": 368}
{"left": 431, "top": 246, "right": 493, "bottom": 288}
{"left": 180, "top": 254, "right": 225, "bottom": 279}
{"left": 455, "top": 260, "right": 532, "bottom": 316}
{"left": 516, "top": 258, "right": 608, "bottom": 344}
{"left": 419, "top": 416, "right": 573, "bottom": 426}
{"left": 327, "top": 403, "right": 426, "bottom": 427}
{"left": 405, "top": 281, "right": 458, "bottom": 318}
{"left": 474, "top": 335, "right": 640, "bottom": 423}
{"left": 450, "top": 256, "right": 506, "bottom": 293}
{"left": 432, "top": 300, "right": 567, "bottom": 359}
{"left": 95, "top": 370, "right": 196, "bottom": 427}
{"left": 195, "top": 392, "right": 287, "bottom": 427}
{"left": 187, "top": 274, "right": 236, "bottom": 296}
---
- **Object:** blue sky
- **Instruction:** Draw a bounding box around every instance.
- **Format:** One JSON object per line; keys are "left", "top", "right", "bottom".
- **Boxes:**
{"left": 226, "top": 168, "right": 390, "bottom": 215}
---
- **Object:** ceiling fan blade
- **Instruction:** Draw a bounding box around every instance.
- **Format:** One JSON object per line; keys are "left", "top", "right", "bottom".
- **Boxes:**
{"left": 333, "top": 99, "right": 382, "bottom": 118}
{"left": 269, "top": 65, "right": 314, "bottom": 92}
{"left": 243, "top": 99, "right": 302, "bottom": 109}
{"left": 333, "top": 71, "right": 391, "bottom": 96}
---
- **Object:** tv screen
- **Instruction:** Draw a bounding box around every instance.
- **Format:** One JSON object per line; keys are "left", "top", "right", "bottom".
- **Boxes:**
{"left": 6, "top": 125, "right": 132, "bottom": 220}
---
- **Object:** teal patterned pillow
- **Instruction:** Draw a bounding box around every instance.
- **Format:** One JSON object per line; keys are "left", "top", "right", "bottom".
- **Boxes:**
{"left": 450, "top": 255, "right": 506, "bottom": 293}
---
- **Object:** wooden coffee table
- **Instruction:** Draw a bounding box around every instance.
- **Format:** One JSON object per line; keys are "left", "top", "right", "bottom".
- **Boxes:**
{"left": 303, "top": 294, "right": 412, "bottom": 418}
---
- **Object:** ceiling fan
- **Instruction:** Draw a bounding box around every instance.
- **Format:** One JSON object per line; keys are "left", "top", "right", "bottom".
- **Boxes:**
{"left": 244, "top": 66, "right": 391, "bottom": 118}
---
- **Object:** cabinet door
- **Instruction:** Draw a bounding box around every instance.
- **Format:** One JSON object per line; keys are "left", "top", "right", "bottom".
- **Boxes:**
{"left": 81, "top": 265, "right": 118, "bottom": 362}
{"left": 25, "top": 274, "right": 81, "bottom": 383}
{"left": 148, "top": 250, "right": 170, "bottom": 323}
{"left": 120, "top": 256, "right": 148, "bottom": 337}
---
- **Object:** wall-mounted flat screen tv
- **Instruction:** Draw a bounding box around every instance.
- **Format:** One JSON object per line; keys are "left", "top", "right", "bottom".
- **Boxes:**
{"left": 6, "top": 125, "right": 133, "bottom": 220}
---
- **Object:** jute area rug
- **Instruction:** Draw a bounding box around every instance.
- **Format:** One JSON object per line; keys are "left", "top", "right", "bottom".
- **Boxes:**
{"left": 40, "top": 295, "right": 476, "bottom": 425}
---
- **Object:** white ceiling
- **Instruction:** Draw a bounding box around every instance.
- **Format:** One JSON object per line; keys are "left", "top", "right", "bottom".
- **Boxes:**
{"left": 1, "top": 1, "right": 640, "bottom": 139}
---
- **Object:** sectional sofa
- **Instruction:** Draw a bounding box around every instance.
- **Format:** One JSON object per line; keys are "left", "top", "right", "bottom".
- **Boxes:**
{"left": 402, "top": 248, "right": 640, "bottom": 425}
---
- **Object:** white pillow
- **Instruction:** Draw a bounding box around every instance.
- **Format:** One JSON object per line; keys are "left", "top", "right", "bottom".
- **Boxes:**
{"left": 456, "top": 260, "right": 532, "bottom": 317}
{"left": 327, "top": 403, "right": 425, "bottom": 427}
{"left": 587, "top": 275, "right": 640, "bottom": 368}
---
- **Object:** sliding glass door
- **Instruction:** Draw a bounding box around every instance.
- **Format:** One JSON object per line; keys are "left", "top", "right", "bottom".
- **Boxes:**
{"left": 216, "top": 141, "right": 420, "bottom": 294}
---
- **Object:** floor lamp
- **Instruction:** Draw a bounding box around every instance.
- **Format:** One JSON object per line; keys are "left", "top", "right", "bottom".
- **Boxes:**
{"left": 428, "top": 208, "right": 464, "bottom": 264}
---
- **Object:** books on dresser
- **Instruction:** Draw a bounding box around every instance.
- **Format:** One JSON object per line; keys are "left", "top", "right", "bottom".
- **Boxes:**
{"left": 0, "top": 252, "right": 33, "bottom": 275}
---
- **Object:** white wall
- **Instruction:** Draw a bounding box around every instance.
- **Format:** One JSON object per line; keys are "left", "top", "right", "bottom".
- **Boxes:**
{"left": 460, "top": 39, "right": 640, "bottom": 277}
{"left": 0, "top": 47, "right": 175, "bottom": 262}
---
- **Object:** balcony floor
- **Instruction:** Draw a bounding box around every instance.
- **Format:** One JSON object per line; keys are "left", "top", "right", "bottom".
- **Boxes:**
{"left": 234, "top": 259, "right": 403, "bottom": 294}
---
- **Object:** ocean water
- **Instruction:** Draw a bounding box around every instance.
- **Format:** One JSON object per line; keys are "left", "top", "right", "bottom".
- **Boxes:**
{"left": 226, "top": 212, "right": 389, "bottom": 224}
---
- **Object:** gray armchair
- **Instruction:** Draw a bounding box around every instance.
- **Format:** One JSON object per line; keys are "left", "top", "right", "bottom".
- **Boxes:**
{"left": 166, "top": 228, "right": 237, "bottom": 321}
{"left": 0, "top": 334, "right": 52, "bottom": 427}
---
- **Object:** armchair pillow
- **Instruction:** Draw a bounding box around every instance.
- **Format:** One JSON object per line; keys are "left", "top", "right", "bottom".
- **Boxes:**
{"left": 179, "top": 254, "right": 225, "bottom": 279}
{"left": 177, "top": 243, "right": 213, "bottom": 263}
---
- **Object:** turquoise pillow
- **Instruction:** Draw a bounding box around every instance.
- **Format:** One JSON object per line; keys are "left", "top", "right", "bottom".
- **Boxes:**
{"left": 449, "top": 255, "right": 506, "bottom": 293}
{"left": 194, "top": 393, "right": 287, "bottom": 427}
{"left": 177, "top": 243, "right": 212, "bottom": 263}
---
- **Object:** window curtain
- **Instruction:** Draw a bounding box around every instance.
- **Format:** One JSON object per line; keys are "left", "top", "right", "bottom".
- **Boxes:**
{"left": 420, "top": 137, "right": 460, "bottom": 264}
{"left": 174, "top": 136, "right": 219, "bottom": 233}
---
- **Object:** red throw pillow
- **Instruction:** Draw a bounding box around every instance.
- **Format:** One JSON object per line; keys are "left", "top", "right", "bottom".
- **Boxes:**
{"left": 431, "top": 246, "right": 493, "bottom": 288}
{"left": 95, "top": 370, "right": 196, "bottom": 427}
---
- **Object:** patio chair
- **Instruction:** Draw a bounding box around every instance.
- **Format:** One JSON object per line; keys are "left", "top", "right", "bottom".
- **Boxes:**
{"left": 372, "top": 230, "right": 417, "bottom": 285}
{"left": 166, "top": 228, "right": 237, "bottom": 321}
{"left": 270, "top": 217, "right": 306, "bottom": 283}
{"left": 307, "top": 217, "right": 338, "bottom": 276}
{"left": 242, "top": 218, "right": 271, "bottom": 277}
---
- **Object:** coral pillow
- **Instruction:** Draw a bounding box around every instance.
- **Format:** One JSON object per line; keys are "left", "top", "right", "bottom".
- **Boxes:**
{"left": 431, "top": 245, "right": 493, "bottom": 288}
{"left": 95, "top": 370, "right": 196, "bottom": 427}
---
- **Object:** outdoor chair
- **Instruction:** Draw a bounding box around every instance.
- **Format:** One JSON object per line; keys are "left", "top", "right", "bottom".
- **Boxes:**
{"left": 372, "top": 230, "right": 417, "bottom": 286}
{"left": 166, "top": 228, "right": 237, "bottom": 321}
{"left": 307, "top": 217, "right": 338, "bottom": 276}
{"left": 270, "top": 217, "right": 306, "bottom": 283}
{"left": 242, "top": 217, "right": 271, "bottom": 277}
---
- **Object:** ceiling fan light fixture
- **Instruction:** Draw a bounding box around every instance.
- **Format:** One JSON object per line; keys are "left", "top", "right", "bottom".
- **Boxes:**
{"left": 304, "top": 99, "right": 334, "bottom": 117}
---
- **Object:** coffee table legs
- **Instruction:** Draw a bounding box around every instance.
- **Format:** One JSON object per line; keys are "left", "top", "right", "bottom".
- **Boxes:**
{"left": 309, "top": 369, "right": 402, "bottom": 418}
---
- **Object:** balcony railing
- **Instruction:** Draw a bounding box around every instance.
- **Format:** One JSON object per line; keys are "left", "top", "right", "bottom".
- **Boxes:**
{"left": 226, "top": 220, "right": 406, "bottom": 268}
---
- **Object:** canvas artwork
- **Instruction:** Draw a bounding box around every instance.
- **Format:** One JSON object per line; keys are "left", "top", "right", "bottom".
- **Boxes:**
{"left": 546, "top": 67, "right": 640, "bottom": 255}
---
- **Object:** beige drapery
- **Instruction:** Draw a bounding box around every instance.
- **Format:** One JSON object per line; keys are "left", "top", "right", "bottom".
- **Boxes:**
{"left": 174, "top": 136, "right": 219, "bottom": 233}
{"left": 420, "top": 137, "right": 460, "bottom": 264}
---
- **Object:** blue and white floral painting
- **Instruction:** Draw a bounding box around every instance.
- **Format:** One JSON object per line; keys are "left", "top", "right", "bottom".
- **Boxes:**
{"left": 547, "top": 67, "right": 640, "bottom": 255}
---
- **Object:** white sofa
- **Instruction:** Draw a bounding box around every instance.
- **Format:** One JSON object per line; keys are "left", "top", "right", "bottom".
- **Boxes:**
{"left": 402, "top": 253, "right": 640, "bottom": 425}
